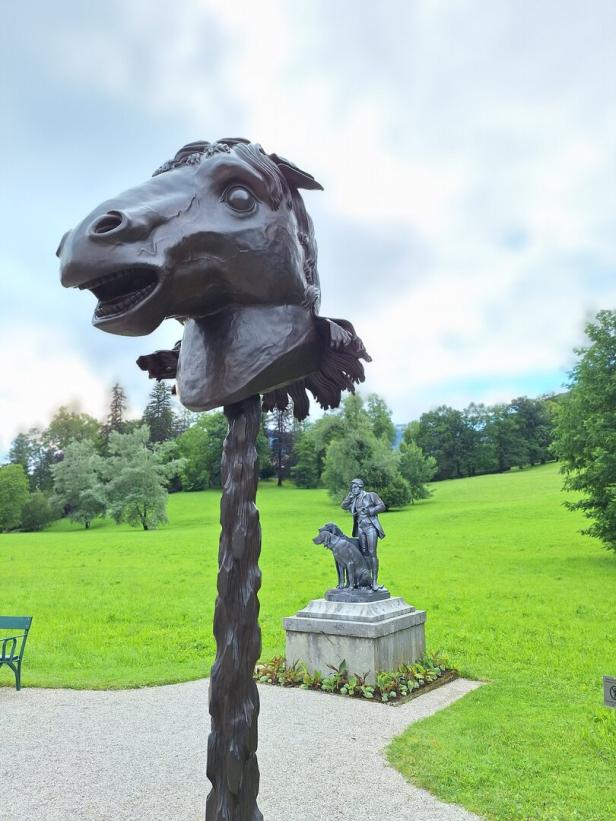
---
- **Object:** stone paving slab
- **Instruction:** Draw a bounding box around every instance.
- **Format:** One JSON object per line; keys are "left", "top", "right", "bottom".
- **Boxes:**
{"left": 0, "top": 677, "right": 482, "bottom": 820}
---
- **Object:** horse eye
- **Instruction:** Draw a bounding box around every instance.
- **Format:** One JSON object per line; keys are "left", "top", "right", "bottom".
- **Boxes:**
{"left": 224, "top": 185, "right": 256, "bottom": 212}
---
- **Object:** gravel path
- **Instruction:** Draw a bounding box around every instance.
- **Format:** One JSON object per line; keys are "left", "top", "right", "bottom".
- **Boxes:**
{"left": 1, "top": 677, "right": 481, "bottom": 821}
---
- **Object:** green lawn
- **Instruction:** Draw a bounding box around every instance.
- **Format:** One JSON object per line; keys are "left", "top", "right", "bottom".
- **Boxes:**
{"left": 1, "top": 463, "right": 615, "bottom": 818}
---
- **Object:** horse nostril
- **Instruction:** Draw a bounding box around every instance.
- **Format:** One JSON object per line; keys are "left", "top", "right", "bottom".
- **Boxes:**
{"left": 90, "top": 210, "right": 127, "bottom": 236}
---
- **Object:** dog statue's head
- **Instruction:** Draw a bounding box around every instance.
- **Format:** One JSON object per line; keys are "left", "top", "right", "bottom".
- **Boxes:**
{"left": 312, "top": 522, "right": 344, "bottom": 549}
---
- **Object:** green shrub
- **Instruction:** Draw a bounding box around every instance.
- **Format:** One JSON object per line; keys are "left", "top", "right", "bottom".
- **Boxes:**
{"left": 20, "top": 491, "right": 56, "bottom": 531}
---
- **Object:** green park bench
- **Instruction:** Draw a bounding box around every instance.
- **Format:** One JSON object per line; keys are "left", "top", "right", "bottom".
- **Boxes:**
{"left": 0, "top": 617, "right": 32, "bottom": 690}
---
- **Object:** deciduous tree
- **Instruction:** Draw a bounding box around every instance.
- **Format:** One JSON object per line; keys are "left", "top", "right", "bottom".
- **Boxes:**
{"left": 553, "top": 310, "right": 616, "bottom": 552}
{"left": 415, "top": 406, "right": 468, "bottom": 479}
{"left": 461, "top": 403, "right": 495, "bottom": 476}
{"left": 105, "top": 426, "right": 183, "bottom": 530}
{"left": 486, "top": 404, "right": 528, "bottom": 473}
{"left": 176, "top": 419, "right": 211, "bottom": 490}
{"left": 366, "top": 393, "right": 396, "bottom": 445}
{"left": 510, "top": 396, "right": 553, "bottom": 465}
{"left": 291, "top": 428, "right": 321, "bottom": 488}
{"left": 51, "top": 439, "right": 106, "bottom": 529}
{"left": 0, "top": 464, "right": 29, "bottom": 531}
{"left": 322, "top": 396, "right": 411, "bottom": 508}
{"left": 398, "top": 435, "right": 437, "bottom": 503}
{"left": 44, "top": 405, "right": 101, "bottom": 452}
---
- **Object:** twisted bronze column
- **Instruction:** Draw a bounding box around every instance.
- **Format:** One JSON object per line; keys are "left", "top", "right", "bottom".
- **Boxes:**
{"left": 206, "top": 395, "right": 263, "bottom": 821}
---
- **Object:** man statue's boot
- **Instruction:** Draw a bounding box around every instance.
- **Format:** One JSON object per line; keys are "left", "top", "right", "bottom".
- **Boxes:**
{"left": 371, "top": 557, "right": 380, "bottom": 591}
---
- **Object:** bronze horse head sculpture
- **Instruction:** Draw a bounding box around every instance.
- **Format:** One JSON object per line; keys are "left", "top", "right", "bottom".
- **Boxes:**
{"left": 57, "top": 138, "right": 370, "bottom": 417}
{"left": 57, "top": 138, "right": 373, "bottom": 819}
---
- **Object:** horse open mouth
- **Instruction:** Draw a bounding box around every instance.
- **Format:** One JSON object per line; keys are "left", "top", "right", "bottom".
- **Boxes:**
{"left": 81, "top": 267, "right": 160, "bottom": 319}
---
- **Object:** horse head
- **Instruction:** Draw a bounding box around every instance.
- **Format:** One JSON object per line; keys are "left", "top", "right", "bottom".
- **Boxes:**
{"left": 58, "top": 139, "right": 370, "bottom": 418}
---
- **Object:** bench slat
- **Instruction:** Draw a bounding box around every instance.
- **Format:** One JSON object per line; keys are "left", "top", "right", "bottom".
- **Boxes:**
{"left": 0, "top": 617, "right": 32, "bottom": 630}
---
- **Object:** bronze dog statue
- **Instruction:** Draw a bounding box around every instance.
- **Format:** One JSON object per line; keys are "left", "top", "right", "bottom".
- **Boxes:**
{"left": 313, "top": 523, "right": 373, "bottom": 589}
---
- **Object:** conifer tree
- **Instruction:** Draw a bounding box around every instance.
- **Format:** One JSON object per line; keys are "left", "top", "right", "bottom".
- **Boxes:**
{"left": 101, "top": 383, "right": 128, "bottom": 453}
{"left": 265, "top": 407, "right": 296, "bottom": 486}
{"left": 108, "top": 383, "right": 127, "bottom": 433}
{"left": 142, "top": 382, "right": 176, "bottom": 443}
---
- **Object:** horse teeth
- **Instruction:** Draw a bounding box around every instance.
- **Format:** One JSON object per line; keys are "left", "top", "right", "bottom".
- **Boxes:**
{"left": 95, "top": 280, "right": 157, "bottom": 318}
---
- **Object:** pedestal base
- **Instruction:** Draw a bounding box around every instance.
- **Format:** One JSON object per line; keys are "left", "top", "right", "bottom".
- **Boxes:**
{"left": 325, "top": 586, "right": 390, "bottom": 603}
{"left": 284, "top": 597, "right": 426, "bottom": 684}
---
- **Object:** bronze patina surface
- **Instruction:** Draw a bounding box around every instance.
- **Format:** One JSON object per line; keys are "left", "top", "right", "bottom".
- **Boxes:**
{"left": 58, "top": 139, "right": 369, "bottom": 418}
{"left": 58, "top": 139, "right": 370, "bottom": 821}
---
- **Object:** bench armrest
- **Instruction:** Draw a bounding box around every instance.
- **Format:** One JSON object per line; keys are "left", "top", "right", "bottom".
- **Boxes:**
{"left": 1, "top": 635, "right": 21, "bottom": 661}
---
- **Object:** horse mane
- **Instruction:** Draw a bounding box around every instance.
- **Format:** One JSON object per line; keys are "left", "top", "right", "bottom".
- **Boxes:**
{"left": 261, "top": 316, "right": 371, "bottom": 420}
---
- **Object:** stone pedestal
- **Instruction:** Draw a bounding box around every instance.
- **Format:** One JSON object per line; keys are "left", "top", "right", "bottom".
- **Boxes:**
{"left": 284, "top": 597, "right": 426, "bottom": 683}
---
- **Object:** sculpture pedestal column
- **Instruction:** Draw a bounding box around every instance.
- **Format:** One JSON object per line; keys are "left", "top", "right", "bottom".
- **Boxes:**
{"left": 206, "top": 396, "right": 263, "bottom": 821}
{"left": 284, "top": 597, "right": 426, "bottom": 684}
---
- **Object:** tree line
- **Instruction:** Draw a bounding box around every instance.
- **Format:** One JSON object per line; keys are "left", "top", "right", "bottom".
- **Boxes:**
{"left": 5, "top": 308, "right": 616, "bottom": 557}
{"left": 1, "top": 374, "right": 559, "bottom": 532}
{"left": 409, "top": 395, "right": 558, "bottom": 480}
{"left": 1, "top": 382, "right": 269, "bottom": 531}
{"left": 289, "top": 392, "right": 559, "bottom": 507}
{"left": 1, "top": 384, "right": 187, "bottom": 532}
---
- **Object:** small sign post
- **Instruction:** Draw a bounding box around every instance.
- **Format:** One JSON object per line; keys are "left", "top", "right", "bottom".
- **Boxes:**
{"left": 603, "top": 676, "right": 616, "bottom": 709}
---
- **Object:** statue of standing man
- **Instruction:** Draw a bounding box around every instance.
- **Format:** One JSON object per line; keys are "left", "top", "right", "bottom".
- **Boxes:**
{"left": 341, "top": 479, "right": 385, "bottom": 591}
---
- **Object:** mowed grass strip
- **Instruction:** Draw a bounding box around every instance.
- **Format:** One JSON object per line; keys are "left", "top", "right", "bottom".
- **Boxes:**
{"left": 385, "top": 463, "right": 616, "bottom": 820}
{"left": 1, "top": 463, "right": 615, "bottom": 818}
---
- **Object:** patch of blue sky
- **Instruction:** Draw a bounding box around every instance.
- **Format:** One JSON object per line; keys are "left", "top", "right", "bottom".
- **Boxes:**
{"left": 501, "top": 228, "right": 529, "bottom": 252}
{"left": 443, "top": 370, "right": 569, "bottom": 402}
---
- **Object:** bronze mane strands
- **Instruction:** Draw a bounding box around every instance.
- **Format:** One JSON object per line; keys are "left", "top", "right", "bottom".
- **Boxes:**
{"left": 58, "top": 138, "right": 370, "bottom": 419}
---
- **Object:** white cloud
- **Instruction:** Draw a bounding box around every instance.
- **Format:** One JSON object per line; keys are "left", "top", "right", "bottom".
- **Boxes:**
{"left": 0, "top": 323, "right": 108, "bottom": 456}
{"left": 6, "top": 0, "right": 616, "bottom": 427}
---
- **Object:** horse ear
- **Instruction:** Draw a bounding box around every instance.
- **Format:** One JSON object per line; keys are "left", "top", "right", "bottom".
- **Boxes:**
{"left": 268, "top": 153, "right": 324, "bottom": 191}
{"left": 217, "top": 140, "right": 324, "bottom": 190}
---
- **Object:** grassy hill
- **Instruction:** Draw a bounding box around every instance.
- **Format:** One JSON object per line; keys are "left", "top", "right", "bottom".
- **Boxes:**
{"left": 1, "top": 462, "right": 614, "bottom": 818}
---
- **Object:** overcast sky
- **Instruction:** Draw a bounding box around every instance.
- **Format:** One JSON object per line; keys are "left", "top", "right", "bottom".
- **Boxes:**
{"left": 2, "top": 1, "right": 615, "bottom": 453}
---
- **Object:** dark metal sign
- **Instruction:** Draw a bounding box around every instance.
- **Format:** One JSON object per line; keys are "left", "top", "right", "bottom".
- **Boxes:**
{"left": 603, "top": 676, "right": 616, "bottom": 708}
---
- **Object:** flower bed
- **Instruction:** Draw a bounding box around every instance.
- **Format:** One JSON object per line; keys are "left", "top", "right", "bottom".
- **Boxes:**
{"left": 254, "top": 652, "right": 456, "bottom": 704}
